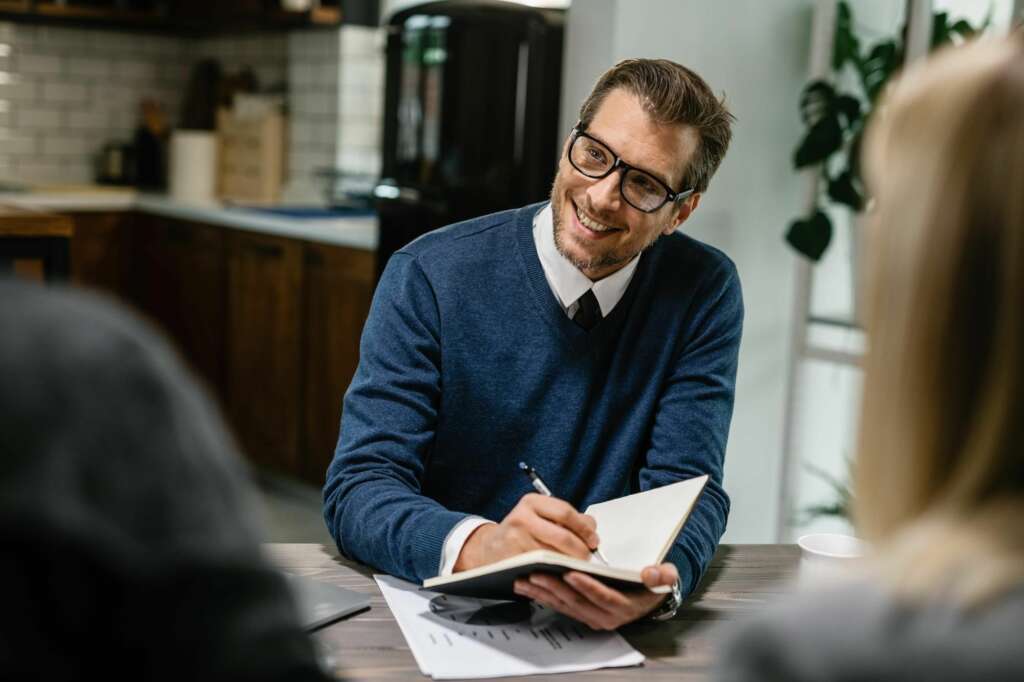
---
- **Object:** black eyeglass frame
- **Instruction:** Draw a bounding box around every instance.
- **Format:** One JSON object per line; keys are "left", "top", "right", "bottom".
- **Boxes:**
{"left": 567, "top": 124, "right": 695, "bottom": 213}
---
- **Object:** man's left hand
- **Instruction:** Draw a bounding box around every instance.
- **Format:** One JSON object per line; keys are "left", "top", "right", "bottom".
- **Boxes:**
{"left": 512, "top": 562, "right": 679, "bottom": 630}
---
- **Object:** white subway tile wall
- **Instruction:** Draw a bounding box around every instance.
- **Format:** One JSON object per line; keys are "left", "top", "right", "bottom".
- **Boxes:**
{"left": 0, "top": 24, "right": 188, "bottom": 185}
{"left": 284, "top": 25, "right": 384, "bottom": 204}
{"left": 337, "top": 25, "right": 383, "bottom": 178}
{"left": 0, "top": 21, "right": 384, "bottom": 195}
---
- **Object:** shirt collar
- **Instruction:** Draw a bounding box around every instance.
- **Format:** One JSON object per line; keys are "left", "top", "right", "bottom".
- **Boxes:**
{"left": 532, "top": 203, "right": 640, "bottom": 317}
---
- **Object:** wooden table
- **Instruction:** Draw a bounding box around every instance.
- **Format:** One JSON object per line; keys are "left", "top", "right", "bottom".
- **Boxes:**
{"left": 266, "top": 543, "right": 799, "bottom": 681}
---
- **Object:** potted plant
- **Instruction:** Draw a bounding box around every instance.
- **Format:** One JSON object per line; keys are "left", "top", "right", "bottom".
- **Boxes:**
{"left": 785, "top": 1, "right": 984, "bottom": 262}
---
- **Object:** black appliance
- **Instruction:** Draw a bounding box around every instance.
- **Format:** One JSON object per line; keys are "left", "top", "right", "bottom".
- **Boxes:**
{"left": 96, "top": 141, "right": 136, "bottom": 186}
{"left": 374, "top": 0, "right": 565, "bottom": 280}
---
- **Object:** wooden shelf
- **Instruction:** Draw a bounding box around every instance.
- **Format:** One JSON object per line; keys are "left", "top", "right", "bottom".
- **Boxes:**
{"left": 0, "top": 1, "right": 344, "bottom": 32}
{"left": 268, "top": 5, "right": 342, "bottom": 27}
{"left": 0, "top": 0, "right": 31, "bottom": 14}
{"left": 33, "top": 1, "right": 166, "bottom": 26}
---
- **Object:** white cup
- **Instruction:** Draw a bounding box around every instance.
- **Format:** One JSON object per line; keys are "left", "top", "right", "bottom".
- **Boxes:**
{"left": 797, "top": 533, "right": 868, "bottom": 586}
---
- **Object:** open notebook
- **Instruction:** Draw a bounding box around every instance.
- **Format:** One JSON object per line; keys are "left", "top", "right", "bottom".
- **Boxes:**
{"left": 423, "top": 475, "right": 708, "bottom": 599}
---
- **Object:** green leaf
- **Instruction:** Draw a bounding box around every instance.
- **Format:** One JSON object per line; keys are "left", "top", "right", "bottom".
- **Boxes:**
{"left": 847, "top": 128, "right": 864, "bottom": 181}
{"left": 786, "top": 209, "right": 833, "bottom": 261}
{"left": 931, "top": 11, "right": 952, "bottom": 48}
{"left": 861, "top": 40, "right": 898, "bottom": 102}
{"left": 799, "top": 80, "right": 835, "bottom": 126}
{"left": 949, "top": 19, "right": 976, "bottom": 38}
{"left": 827, "top": 170, "right": 863, "bottom": 210}
{"left": 794, "top": 118, "right": 843, "bottom": 168}
{"left": 832, "top": 1, "right": 861, "bottom": 71}
{"left": 801, "top": 502, "right": 849, "bottom": 521}
{"left": 800, "top": 460, "right": 854, "bottom": 521}
{"left": 834, "top": 94, "right": 861, "bottom": 128}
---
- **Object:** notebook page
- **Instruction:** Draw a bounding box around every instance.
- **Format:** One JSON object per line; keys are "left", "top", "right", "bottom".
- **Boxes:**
{"left": 584, "top": 475, "right": 708, "bottom": 572}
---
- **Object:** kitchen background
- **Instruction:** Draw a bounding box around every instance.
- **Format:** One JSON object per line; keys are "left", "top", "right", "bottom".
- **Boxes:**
{"left": 2, "top": 0, "right": 1021, "bottom": 546}
{"left": 0, "top": 18, "right": 382, "bottom": 202}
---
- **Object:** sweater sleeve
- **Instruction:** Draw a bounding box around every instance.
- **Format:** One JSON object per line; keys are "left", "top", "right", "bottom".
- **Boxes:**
{"left": 637, "top": 260, "right": 743, "bottom": 597}
{"left": 323, "top": 252, "right": 469, "bottom": 582}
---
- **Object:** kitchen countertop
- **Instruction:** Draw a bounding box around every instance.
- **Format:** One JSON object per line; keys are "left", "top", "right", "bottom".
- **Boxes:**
{"left": 0, "top": 188, "right": 377, "bottom": 251}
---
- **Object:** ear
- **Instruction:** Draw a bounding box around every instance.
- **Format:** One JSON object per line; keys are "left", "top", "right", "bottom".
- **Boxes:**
{"left": 663, "top": 193, "right": 701, "bottom": 235}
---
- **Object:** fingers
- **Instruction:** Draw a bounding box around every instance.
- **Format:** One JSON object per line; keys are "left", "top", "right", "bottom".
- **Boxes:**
{"left": 641, "top": 562, "right": 679, "bottom": 589}
{"left": 563, "top": 572, "right": 631, "bottom": 610}
{"left": 515, "top": 571, "right": 668, "bottom": 630}
{"left": 515, "top": 575, "right": 621, "bottom": 631}
{"left": 509, "top": 494, "right": 598, "bottom": 559}
{"left": 513, "top": 560, "right": 681, "bottom": 631}
{"left": 528, "top": 494, "right": 598, "bottom": 538}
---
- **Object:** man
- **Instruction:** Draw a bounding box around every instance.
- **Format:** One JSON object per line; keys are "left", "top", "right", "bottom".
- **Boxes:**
{"left": 324, "top": 58, "right": 741, "bottom": 629}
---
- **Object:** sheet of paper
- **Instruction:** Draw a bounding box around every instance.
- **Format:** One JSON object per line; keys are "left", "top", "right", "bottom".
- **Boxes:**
{"left": 374, "top": 575, "right": 644, "bottom": 679}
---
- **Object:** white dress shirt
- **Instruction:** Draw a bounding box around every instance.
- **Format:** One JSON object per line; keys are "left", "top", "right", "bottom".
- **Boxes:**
{"left": 437, "top": 203, "right": 641, "bottom": 575}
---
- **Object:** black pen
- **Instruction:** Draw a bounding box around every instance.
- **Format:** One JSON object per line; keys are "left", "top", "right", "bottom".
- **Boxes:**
{"left": 518, "top": 462, "right": 609, "bottom": 564}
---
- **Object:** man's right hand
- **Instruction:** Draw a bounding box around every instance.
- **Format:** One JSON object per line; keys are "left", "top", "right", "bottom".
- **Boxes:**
{"left": 454, "top": 494, "right": 600, "bottom": 572}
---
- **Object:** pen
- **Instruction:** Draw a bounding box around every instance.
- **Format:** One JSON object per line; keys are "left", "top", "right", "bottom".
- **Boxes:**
{"left": 518, "top": 461, "right": 610, "bottom": 565}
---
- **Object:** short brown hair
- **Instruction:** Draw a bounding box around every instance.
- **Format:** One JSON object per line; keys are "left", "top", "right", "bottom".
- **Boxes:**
{"left": 577, "top": 58, "right": 735, "bottom": 194}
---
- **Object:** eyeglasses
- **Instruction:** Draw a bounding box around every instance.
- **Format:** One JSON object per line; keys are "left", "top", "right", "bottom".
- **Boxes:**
{"left": 567, "top": 125, "right": 694, "bottom": 213}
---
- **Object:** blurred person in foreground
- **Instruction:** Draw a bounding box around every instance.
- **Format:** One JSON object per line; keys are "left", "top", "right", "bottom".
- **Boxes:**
{"left": 714, "top": 33, "right": 1024, "bottom": 682}
{"left": 0, "top": 279, "right": 334, "bottom": 681}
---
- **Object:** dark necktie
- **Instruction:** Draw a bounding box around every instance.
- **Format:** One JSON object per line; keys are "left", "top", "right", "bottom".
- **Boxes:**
{"left": 572, "top": 289, "right": 602, "bottom": 331}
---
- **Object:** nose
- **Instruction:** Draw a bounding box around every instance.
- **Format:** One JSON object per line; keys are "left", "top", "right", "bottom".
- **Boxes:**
{"left": 586, "top": 168, "right": 623, "bottom": 212}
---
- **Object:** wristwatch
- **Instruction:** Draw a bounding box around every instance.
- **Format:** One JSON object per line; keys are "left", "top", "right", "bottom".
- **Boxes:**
{"left": 647, "top": 579, "right": 683, "bottom": 621}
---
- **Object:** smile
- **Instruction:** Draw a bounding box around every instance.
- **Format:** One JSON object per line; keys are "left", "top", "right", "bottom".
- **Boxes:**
{"left": 574, "top": 202, "right": 623, "bottom": 236}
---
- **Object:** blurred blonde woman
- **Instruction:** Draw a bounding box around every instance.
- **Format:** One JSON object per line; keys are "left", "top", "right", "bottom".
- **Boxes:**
{"left": 715, "top": 32, "right": 1024, "bottom": 682}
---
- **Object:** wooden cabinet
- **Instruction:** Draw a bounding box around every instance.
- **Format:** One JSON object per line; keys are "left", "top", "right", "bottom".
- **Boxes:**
{"left": 225, "top": 232, "right": 374, "bottom": 486}
{"left": 60, "top": 208, "right": 373, "bottom": 486}
{"left": 68, "top": 211, "right": 134, "bottom": 299}
{"left": 226, "top": 231, "right": 305, "bottom": 475}
{"left": 134, "top": 215, "right": 227, "bottom": 401}
{"left": 64, "top": 210, "right": 228, "bottom": 403}
{"left": 302, "top": 242, "right": 374, "bottom": 485}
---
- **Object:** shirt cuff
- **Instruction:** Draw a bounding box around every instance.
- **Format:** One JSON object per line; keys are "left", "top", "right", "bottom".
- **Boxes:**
{"left": 439, "top": 516, "right": 495, "bottom": 576}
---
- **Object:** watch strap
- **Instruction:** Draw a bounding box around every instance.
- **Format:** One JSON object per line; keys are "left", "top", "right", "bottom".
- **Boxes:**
{"left": 648, "top": 579, "right": 683, "bottom": 621}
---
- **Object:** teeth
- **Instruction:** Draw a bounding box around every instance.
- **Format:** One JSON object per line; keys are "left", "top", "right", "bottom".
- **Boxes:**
{"left": 576, "top": 206, "right": 619, "bottom": 233}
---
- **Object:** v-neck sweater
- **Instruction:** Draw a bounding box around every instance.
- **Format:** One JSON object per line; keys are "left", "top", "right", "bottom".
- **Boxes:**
{"left": 324, "top": 202, "right": 744, "bottom": 595}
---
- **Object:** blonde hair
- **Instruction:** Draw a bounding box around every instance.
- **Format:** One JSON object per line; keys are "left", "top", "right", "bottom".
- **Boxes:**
{"left": 855, "top": 32, "right": 1024, "bottom": 606}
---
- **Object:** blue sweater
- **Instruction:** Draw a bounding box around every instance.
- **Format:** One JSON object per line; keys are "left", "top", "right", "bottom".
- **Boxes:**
{"left": 324, "top": 203, "right": 743, "bottom": 596}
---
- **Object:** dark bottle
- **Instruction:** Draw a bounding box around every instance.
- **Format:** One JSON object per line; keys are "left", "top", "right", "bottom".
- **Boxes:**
{"left": 134, "top": 98, "right": 168, "bottom": 189}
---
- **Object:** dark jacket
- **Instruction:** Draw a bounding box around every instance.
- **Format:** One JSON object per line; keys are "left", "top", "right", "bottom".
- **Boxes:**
{"left": 0, "top": 279, "right": 333, "bottom": 681}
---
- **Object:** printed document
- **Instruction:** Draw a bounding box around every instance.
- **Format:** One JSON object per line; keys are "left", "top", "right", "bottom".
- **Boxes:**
{"left": 375, "top": 575, "right": 644, "bottom": 679}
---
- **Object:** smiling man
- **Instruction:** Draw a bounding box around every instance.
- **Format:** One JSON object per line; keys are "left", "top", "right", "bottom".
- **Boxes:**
{"left": 324, "top": 59, "right": 741, "bottom": 629}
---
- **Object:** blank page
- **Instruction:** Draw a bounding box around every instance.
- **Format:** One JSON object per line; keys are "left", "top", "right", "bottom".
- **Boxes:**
{"left": 584, "top": 475, "right": 708, "bottom": 572}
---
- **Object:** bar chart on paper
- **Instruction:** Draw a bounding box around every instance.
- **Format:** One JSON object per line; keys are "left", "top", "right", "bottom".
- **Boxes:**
{"left": 426, "top": 593, "right": 591, "bottom": 650}
{"left": 375, "top": 576, "right": 645, "bottom": 679}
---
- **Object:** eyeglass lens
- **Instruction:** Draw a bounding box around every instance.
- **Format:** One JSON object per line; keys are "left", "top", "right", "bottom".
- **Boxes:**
{"left": 569, "top": 135, "right": 668, "bottom": 212}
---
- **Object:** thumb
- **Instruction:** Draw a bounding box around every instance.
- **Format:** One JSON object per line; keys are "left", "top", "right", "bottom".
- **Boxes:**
{"left": 641, "top": 563, "right": 678, "bottom": 588}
